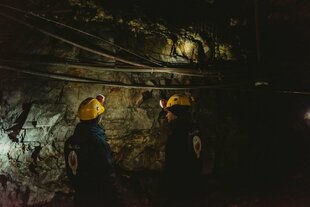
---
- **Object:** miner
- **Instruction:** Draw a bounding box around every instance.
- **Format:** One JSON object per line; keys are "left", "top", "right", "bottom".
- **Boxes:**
{"left": 160, "top": 94, "right": 204, "bottom": 207}
{"left": 64, "top": 95, "right": 123, "bottom": 207}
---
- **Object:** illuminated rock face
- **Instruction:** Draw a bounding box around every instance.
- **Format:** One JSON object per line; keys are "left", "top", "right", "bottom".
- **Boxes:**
{"left": 0, "top": 1, "right": 245, "bottom": 205}
{"left": 0, "top": 13, "right": 210, "bottom": 203}
{"left": 0, "top": 74, "right": 170, "bottom": 205}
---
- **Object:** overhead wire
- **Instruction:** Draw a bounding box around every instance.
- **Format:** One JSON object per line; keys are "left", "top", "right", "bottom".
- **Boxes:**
{"left": 0, "top": 5, "right": 308, "bottom": 95}
{"left": 0, "top": 65, "right": 248, "bottom": 90}
{"left": 0, "top": 11, "right": 153, "bottom": 68}
{"left": 0, "top": 3, "right": 252, "bottom": 78}
{"left": 0, "top": 3, "right": 253, "bottom": 85}
{"left": 3, "top": 64, "right": 310, "bottom": 95}
{"left": 0, "top": 58, "right": 213, "bottom": 77}
{"left": 0, "top": 3, "right": 164, "bottom": 67}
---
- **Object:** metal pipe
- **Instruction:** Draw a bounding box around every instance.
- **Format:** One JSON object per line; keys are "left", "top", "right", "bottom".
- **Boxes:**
{"left": 4, "top": 65, "right": 309, "bottom": 95}
{"left": 0, "top": 58, "right": 251, "bottom": 77}
{"left": 0, "top": 65, "right": 247, "bottom": 90}
{"left": 0, "top": 58, "right": 207, "bottom": 77}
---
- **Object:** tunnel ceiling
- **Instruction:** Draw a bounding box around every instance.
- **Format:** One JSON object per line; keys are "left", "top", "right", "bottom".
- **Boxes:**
{"left": 0, "top": 0, "right": 309, "bottom": 90}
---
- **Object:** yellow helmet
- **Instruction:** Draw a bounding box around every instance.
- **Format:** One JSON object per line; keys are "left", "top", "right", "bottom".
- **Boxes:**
{"left": 165, "top": 94, "right": 191, "bottom": 109}
{"left": 78, "top": 98, "right": 105, "bottom": 121}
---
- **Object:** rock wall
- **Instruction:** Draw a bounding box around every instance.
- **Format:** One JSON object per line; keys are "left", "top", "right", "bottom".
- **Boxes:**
{"left": 2, "top": 1, "right": 305, "bottom": 205}
{"left": 0, "top": 5, "right": 218, "bottom": 203}
{"left": 0, "top": 68, "right": 251, "bottom": 206}
{"left": 2, "top": 70, "right": 310, "bottom": 206}
{"left": 0, "top": 70, "right": 174, "bottom": 205}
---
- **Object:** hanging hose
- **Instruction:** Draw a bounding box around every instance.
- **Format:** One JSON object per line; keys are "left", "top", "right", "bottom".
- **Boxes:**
{"left": 0, "top": 65, "right": 247, "bottom": 90}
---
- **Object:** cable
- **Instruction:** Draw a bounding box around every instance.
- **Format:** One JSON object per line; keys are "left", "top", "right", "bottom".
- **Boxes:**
{"left": 0, "top": 4, "right": 252, "bottom": 78}
{"left": 30, "top": 13, "right": 164, "bottom": 67}
{"left": 1, "top": 58, "right": 251, "bottom": 78}
{"left": 0, "top": 3, "right": 164, "bottom": 67}
{"left": 3, "top": 65, "right": 308, "bottom": 95}
{"left": 0, "top": 65, "right": 247, "bottom": 90}
{"left": 0, "top": 58, "right": 209, "bottom": 77}
{"left": 0, "top": 11, "right": 153, "bottom": 68}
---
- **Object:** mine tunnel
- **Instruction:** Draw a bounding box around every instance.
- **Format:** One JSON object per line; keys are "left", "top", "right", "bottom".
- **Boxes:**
{"left": 0, "top": 0, "right": 310, "bottom": 206}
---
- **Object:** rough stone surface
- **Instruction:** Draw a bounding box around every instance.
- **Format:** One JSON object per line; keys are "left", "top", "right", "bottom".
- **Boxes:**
{"left": 0, "top": 0, "right": 248, "bottom": 205}
{"left": 0, "top": 72, "right": 171, "bottom": 206}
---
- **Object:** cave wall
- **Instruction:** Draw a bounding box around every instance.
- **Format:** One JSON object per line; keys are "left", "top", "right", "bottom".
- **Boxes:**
{"left": 0, "top": 7, "right": 216, "bottom": 204}
{"left": 1, "top": 1, "right": 310, "bottom": 206}
{"left": 2, "top": 70, "right": 310, "bottom": 206}
{"left": 0, "top": 68, "right": 240, "bottom": 206}
{"left": 0, "top": 69, "right": 171, "bottom": 205}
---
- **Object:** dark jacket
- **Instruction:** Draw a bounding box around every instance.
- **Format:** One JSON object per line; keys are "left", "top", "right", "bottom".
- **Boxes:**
{"left": 162, "top": 117, "right": 203, "bottom": 206}
{"left": 64, "top": 121, "right": 122, "bottom": 207}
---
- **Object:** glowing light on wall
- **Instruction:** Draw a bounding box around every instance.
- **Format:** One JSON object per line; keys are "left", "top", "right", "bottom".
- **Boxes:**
{"left": 183, "top": 41, "right": 194, "bottom": 55}
{"left": 304, "top": 111, "right": 310, "bottom": 120}
{"left": 304, "top": 111, "right": 310, "bottom": 127}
